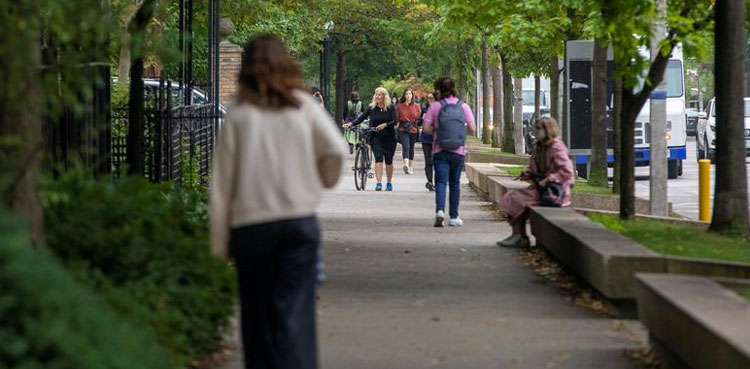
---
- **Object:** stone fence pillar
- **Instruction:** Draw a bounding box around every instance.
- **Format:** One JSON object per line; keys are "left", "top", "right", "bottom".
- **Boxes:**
{"left": 219, "top": 18, "right": 241, "bottom": 106}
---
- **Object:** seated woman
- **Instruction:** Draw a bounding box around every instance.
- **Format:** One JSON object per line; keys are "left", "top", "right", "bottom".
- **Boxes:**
{"left": 497, "top": 117, "right": 574, "bottom": 249}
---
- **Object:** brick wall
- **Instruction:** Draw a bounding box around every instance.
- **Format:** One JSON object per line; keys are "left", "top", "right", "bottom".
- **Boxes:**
{"left": 219, "top": 41, "right": 242, "bottom": 106}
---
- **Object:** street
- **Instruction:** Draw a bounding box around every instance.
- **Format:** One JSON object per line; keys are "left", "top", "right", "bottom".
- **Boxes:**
{"left": 629, "top": 137, "right": 750, "bottom": 220}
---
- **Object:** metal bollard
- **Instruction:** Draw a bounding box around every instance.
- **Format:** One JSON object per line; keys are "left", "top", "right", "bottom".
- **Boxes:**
{"left": 698, "top": 159, "right": 711, "bottom": 222}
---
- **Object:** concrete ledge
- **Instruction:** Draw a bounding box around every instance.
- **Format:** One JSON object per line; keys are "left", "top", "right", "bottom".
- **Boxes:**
{"left": 465, "top": 163, "right": 506, "bottom": 199}
{"left": 487, "top": 176, "right": 528, "bottom": 207}
{"left": 465, "top": 151, "right": 530, "bottom": 166}
{"left": 575, "top": 208, "right": 707, "bottom": 230}
{"left": 636, "top": 274, "right": 750, "bottom": 369}
{"left": 571, "top": 193, "right": 671, "bottom": 215}
{"left": 527, "top": 206, "right": 750, "bottom": 318}
{"left": 529, "top": 207, "right": 666, "bottom": 316}
{"left": 666, "top": 256, "right": 750, "bottom": 279}
{"left": 472, "top": 168, "right": 671, "bottom": 215}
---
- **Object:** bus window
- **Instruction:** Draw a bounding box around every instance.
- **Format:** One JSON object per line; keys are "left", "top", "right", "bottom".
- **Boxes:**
{"left": 665, "top": 60, "right": 683, "bottom": 98}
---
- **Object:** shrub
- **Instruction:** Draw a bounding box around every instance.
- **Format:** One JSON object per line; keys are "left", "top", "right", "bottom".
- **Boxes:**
{"left": 42, "top": 174, "right": 237, "bottom": 365}
{"left": 0, "top": 209, "right": 176, "bottom": 369}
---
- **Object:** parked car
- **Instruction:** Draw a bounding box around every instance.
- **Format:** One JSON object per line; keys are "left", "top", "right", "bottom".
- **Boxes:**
{"left": 113, "top": 77, "right": 227, "bottom": 115}
{"left": 685, "top": 108, "right": 700, "bottom": 137}
{"left": 696, "top": 97, "right": 750, "bottom": 163}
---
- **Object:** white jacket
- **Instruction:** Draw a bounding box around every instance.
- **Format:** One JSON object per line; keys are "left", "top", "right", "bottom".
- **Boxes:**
{"left": 210, "top": 90, "right": 346, "bottom": 258}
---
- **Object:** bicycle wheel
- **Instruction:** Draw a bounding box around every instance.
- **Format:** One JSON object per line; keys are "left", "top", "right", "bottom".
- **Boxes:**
{"left": 359, "top": 147, "right": 368, "bottom": 190}
{"left": 354, "top": 146, "right": 363, "bottom": 190}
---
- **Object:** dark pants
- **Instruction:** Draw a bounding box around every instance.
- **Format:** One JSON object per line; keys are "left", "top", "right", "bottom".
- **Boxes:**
{"left": 231, "top": 216, "right": 319, "bottom": 369}
{"left": 422, "top": 143, "right": 434, "bottom": 183}
{"left": 371, "top": 134, "right": 396, "bottom": 165}
{"left": 398, "top": 131, "right": 418, "bottom": 160}
{"left": 434, "top": 151, "right": 465, "bottom": 219}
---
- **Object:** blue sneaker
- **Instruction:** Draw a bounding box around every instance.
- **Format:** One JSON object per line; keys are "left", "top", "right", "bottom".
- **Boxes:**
{"left": 375, "top": 182, "right": 383, "bottom": 191}
{"left": 386, "top": 183, "right": 393, "bottom": 191}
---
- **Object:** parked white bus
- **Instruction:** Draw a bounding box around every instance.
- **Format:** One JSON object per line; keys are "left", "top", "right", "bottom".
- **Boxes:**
{"left": 565, "top": 41, "right": 686, "bottom": 179}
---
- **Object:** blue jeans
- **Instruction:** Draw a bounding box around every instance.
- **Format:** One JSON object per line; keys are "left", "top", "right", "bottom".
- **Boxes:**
{"left": 434, "top": 151, "right": 465, "bottom": 219}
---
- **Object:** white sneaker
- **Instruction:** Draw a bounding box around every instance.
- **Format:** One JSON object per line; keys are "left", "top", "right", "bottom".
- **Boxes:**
{"left": 403, "top": 165, "right": 410, "bottom": 174}
{"left": 434, "top": 210, "right": 445, "bottom": 227}
{"left": 408, "top": 167, "right": 414, "bottom": 175}
{"left": 448, "top": 217, "right": 464, "bottom": 227}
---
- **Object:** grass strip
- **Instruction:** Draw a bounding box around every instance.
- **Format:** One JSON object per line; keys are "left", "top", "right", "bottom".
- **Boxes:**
{"left": 476, "top": 148, "right": 525, "bottom": 157}
{"left": 590, "top": 214, "right": 750, "bottom": 264}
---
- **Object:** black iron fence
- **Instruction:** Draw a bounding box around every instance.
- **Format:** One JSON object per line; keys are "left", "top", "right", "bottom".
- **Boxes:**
{"left": 42, "top": 64, "right": 112, "bottom": 176}
{"left": 111, "top": 79, "right": 222, "bottom": 185}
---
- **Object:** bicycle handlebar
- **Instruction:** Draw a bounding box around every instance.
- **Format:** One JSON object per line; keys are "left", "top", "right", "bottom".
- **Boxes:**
{"left": 345, "top": 125, "right": 377, "bottom": 133}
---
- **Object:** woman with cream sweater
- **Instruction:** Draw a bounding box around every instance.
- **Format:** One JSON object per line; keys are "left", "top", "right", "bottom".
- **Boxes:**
{"left": 210, "top": 35, "right": 346, "bottom": 369}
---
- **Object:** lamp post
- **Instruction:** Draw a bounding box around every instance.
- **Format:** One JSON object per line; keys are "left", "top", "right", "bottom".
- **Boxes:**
{"left": 320, "top": 21, "right": 334, "bottom": 113}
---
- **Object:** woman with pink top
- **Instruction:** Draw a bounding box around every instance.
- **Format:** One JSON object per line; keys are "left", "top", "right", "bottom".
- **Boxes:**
{"left": 497, "top": 117, "right": 574, "bottom": 248}
{"left": 422, "top": 76, "right": 476, "bottom": 227}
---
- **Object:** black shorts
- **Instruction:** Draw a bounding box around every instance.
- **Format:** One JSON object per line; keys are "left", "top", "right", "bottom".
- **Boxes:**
{"left": 371, "top": 134, "right": 397, "bottom": 165}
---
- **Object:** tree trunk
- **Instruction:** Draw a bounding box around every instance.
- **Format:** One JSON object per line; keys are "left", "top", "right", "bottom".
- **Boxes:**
{"left": 534, "top": 75, "right": 541, "bottom": 119}
{"left": 710, "top": 0, "right": 750, "bottom": 236}
{"left": 0, "top": 0, "right": 44, "bottom": 246}
{"left": 613, "top": 72, "right": 623, "bottom": 194}
{"left": 501, "top": 54, "right": 514, "bottom": 152}
{"left": 335, "top": 51, "right": 346, "bottom": 127}
{"left": 562, "top": 43, "right": 569, "bottom": 141}
{"left": 459, "top": 44, "right": 468, "bottom": 102}
{"left": 589, "top": 37, "right": 609, "bottom": 187}
{"left": 617, "top": 35, "right": 675, "bottom": 218}
{"left": 550, "top": 56, "right": 560, "bottom": 124}
{"left": 481, "top": 40, "right": 491, "bottom": 144}
{"left": 126, "top": 0, "right": 157, "bottom": 177}
{"left": 513, "top": 77, "right": 524, "bottom": 154}
{"left": 118, "top": 32, "right": 131, "bottom": 80}
{"left": 620, "top": 94, "right": 637, "bottom": 219}
{"left": 492, "top": 61, "right": 503, "bottom": 148}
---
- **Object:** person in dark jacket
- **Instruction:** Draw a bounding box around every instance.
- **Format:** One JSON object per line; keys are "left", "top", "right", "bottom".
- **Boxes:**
{"left": 343, "top": 87, "right": 398, "bottom": 191}
{"left": 420, "top": 92, "right": 438, "bottom": 191}
{"left": 343, "top": 91, "right": 363, "bottom": 123}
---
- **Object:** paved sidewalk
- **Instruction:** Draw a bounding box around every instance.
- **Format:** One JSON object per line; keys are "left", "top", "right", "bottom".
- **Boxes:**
{"left": 222, "top": 148, "right": 645, "bottom": 369}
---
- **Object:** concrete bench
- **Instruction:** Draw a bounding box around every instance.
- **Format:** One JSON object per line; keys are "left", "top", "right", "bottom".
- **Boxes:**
{"left": 487, "top": 176, "right": 528, "bottom": 207}
{"left": 529, "top": 206, "right": 666, "bottom": 316}
{"left": 464, "top": 163, "right": 507, "bottom": 199}
{"left": 636, "top": 274, "right": 750, "bottom": 369}
{"left": 466, "top": 162, "right": 670, "bottom": 215}
{"left": 465, "top": 151, "right": 530, "bottom": 166}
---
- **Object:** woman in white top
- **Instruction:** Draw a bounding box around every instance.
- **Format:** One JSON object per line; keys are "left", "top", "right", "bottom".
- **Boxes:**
{"left": 210, "top": 35, "right": 346, "bottom": 369}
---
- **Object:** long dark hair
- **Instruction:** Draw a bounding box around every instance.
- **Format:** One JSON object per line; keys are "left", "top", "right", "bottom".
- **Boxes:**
{"left": 399, "top": 89, "right": 414, "bottom": 105}
{"left": 237, "top": 35, "right": 303, "bottom": 109}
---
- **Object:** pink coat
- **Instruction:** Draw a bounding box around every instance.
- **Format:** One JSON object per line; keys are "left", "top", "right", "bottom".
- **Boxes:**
{"left": 500, "top": 139, "right": 575, "bottom": 219}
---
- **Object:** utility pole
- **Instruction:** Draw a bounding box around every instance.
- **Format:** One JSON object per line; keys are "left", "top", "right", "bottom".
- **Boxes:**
{"left": 649, "top": 0, "right": 669, "bottom": 216}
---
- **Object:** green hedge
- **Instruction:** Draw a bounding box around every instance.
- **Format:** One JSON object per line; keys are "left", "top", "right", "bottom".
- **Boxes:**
{"left": 0, "top": 210, "right": 176, "bottom": 369}
{"left": 42, "top": 174, "right": 237, "bottom": 365}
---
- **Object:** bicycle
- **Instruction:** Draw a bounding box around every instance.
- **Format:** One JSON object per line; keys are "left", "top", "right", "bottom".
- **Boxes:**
{"left": 345, "top": 125, "right": 376, "bottom": 191}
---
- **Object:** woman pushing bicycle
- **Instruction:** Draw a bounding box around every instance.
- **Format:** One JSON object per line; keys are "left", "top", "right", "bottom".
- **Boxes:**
{"left": 343, "top": 87, "right": 398, "bottom": 191}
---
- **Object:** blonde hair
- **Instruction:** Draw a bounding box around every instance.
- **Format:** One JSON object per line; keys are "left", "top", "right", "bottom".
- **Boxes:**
{"left": 369, "top": 87, "right": 391, "bottom": 109}
{"left": 534, "top": 117, "right": 560, "bottom": 146}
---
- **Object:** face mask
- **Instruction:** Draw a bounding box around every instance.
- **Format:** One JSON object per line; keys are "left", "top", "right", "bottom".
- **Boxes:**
{"left": 536, "top": 129, "right": 546, "bottom": 140}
